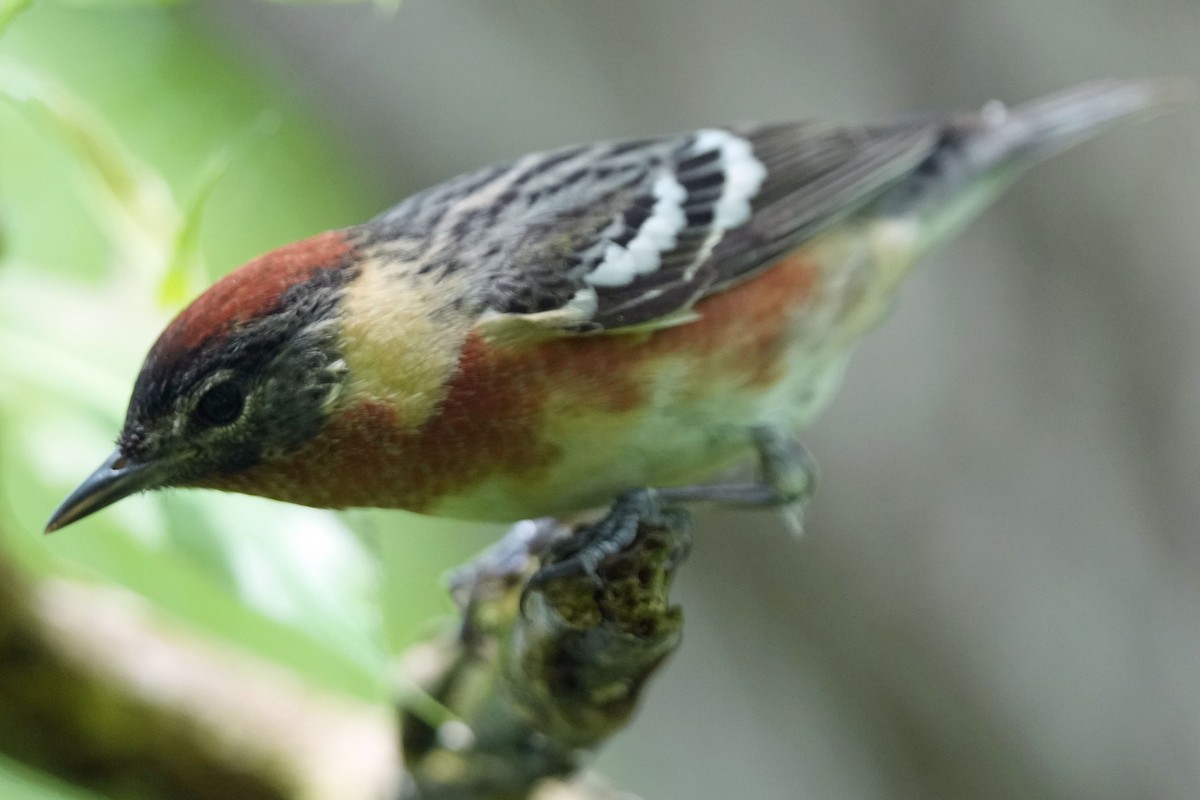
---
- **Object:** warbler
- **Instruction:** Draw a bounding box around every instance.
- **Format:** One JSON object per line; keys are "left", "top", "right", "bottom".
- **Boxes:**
{"left": 46, "top": 80, "right": 1183, "bottom": 574}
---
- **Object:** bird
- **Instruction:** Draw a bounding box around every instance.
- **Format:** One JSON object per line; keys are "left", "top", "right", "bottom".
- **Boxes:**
{"left": 46, "top": 80, "right": 1185, "bottom": 580}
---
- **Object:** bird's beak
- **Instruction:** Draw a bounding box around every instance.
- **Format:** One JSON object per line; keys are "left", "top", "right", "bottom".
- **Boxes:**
{"left": 44, "top": 450, "right": 164, "bottom": 534}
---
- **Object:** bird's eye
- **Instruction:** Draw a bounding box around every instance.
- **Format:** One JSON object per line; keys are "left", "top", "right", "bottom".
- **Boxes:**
{"left": 194, "top": 381, "right": 246, "bottom": 427}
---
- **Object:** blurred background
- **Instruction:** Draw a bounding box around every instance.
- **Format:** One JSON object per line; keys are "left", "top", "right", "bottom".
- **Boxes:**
{"left": 1, "top": 1, "right": 1198, "bottom": 798}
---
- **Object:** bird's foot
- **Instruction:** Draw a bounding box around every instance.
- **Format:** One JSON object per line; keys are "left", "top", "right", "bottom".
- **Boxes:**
{"left": 521, "top": 489, "right": 692, "bottom": 613}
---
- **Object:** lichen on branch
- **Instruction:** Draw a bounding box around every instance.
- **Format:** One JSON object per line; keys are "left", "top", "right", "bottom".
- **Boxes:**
{"left": 399, "top": 515, "right": 688, "bottom": 800}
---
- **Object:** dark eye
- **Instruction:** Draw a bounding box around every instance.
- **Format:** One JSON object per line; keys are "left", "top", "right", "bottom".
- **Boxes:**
{"left": 194, "top": 381, "right": 245, "bottom": 427}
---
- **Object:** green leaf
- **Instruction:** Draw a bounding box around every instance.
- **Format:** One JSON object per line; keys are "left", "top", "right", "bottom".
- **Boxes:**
{"left": 158, "top": 111, "right": 281, "bottom": 307}
{"left": 0, "top": 754, "right": 106, "bottom": 800}
{"left": 0, "top": 59, "right": 180, "bottom": 284}
{"left": 0, "top": 1, "right": 33, "bottom": 36}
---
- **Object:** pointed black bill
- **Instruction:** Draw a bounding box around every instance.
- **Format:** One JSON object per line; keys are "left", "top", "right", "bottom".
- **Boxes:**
{"left": 45, "top": 450, "right": 162, "bottom": 534}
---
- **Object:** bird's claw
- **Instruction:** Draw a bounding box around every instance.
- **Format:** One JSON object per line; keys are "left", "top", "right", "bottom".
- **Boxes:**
{"left": 519, "top": 488, "right": 687, "bottom": 614}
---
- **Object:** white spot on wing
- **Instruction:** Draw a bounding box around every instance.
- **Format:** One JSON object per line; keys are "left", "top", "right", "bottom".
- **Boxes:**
{"left": 565, "top": 286, "right": 598, "bottom": 317}
{"left": 587, "top": 173, "right": 687, "bottom": 288}
{"left": 691, "top": 129, "right": 768, "bottom": 228}
{"left": 584, "top": 129, "right": 766, "bottom": 292}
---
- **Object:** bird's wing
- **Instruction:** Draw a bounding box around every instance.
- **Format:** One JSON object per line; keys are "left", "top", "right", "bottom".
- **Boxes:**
{"left": 372, "top": 122, "right": 941, "bottom": 334}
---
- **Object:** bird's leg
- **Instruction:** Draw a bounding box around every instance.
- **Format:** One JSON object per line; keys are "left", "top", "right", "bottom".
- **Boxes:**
{"left": 657, "top": 427, "right": 819, "bottom": 536}
{"left": 525, "top": 427, "right": 818, "bottom": 595}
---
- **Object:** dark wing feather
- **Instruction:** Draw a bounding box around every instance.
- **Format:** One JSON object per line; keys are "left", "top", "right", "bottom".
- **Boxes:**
{"left": 479, "top": 134, "right": 732, "bottom": 330}
{"left": 708, "top": 122, "right": 940, "bottom": 286}
{"left": 371, "top": 121, "right": 942, "bottom": 334}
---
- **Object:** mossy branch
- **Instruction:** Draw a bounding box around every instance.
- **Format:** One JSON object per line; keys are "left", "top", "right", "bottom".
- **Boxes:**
{"left": 399, "top": 516, "right": 686, "bottom": 799}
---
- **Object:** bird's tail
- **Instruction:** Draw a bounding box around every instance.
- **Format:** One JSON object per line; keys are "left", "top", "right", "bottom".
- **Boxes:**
{"left": 887, "top": 78, "right": 1192, "bottom": 251}
{"left": 955, "top": 79, "right": 1188, "bottom": 171}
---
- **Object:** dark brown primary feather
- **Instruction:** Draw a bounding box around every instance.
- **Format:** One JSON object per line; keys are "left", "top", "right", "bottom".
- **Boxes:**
{"left": 708, "top": 122, "right": 939, "bottom": 287}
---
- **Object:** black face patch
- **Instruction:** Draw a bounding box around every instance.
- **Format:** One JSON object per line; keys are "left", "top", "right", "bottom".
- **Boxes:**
{"left": 119, "top": 264, "right": 357, "bottom": 479}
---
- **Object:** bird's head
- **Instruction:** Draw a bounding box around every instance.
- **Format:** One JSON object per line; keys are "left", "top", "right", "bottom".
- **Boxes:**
{"left": 46, "top": 230, "right": 363, "bottom": 532}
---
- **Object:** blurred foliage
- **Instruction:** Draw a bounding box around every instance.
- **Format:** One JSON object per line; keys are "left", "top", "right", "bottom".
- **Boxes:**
{"left": 0, "top": 6, "right": 482, "bottom": 794}
{"left": 0, "top": 753, "right": 106, "bottom": 800}
{"left": 0, "top": 2, "right": 32, "bottom": 33}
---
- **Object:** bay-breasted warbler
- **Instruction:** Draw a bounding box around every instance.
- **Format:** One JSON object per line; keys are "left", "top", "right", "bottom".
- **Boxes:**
{"left": 47, "top": 81, "right": 1184, "bottom": 577}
